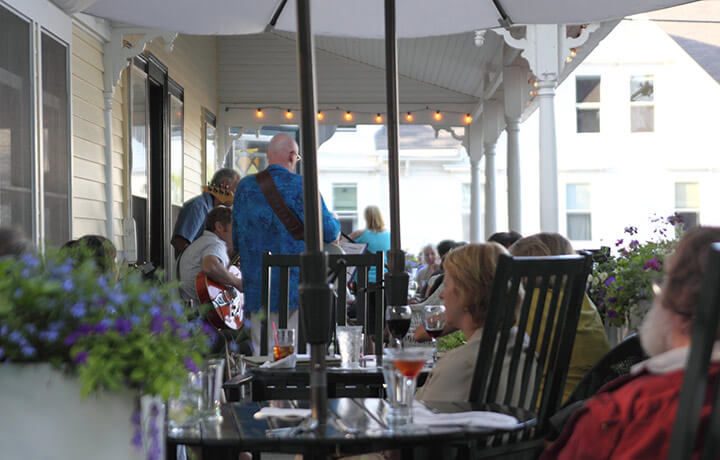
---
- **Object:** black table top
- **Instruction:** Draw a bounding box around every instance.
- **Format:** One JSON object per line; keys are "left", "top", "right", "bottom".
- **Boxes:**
{"left": 168, "top": 398, "right": 536, "bottom": 456}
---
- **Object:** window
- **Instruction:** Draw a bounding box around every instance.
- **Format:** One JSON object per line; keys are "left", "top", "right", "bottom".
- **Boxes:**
{"left": 576, "top": 76, "right": 600, "bottom": 133}
{"left": 675, "top": 182, "right": 700, "bottom": 230}
{"left": 0, "top": 3, "right": 70, "bottom": 247}
{"left": 630, "top": 75, "right": 654, "bottom": 132}
{"left": 204, "top": 110, "right": 217, "bottom": 184}
{"left": 332, "top": 183, "right": 358, "bottom": 235}
{"left": 566, "top": 183, "right": 592, "bottom": 241}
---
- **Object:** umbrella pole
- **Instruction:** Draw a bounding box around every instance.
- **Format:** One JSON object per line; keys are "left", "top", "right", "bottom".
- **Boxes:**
{"left": 295, "top": 0, "right": 331, "bottom": 432}
{"left": 384, "top": 0, "right": 409, "bottom": 315}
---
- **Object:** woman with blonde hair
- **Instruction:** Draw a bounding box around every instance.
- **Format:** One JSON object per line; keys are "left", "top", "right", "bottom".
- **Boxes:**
{"left": 416, "top": 243, "right": 535, "bottom": 402}
{"left": 349, "top": 205, "right": 391, "bottom": 283}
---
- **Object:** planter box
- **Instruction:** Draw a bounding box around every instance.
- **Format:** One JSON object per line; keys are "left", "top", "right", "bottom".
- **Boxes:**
{"left": 0, "top": 363, "right": 157, "bottom": 460}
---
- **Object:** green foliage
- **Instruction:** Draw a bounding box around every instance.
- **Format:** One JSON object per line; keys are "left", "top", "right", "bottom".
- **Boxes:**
{"left": 437, "top": 329, "right": 467, "bottom": 351}
{"left": 588, "top": 214, "right": 683, "bottom": 327}
{"left": 0, "top": 248, "right": 209, "bottom": 400}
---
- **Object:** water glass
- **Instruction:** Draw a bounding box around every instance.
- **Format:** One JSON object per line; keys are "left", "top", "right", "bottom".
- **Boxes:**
{"left": 336, "top": 325, "right": 363, "bottom": 368}
{"left": 423, "top": 305, "right": 446, "bottom": 363}
{"left": 382, "top": 347, "right": 432, "bottom": 427}
{"left": 273, "top": 328, "right": 295, "bottom": 361}
{"left": 168, "top": 371, "right": 204, "bottom": 434}
{"left": 204, "top": 358, "right": 225, "bottom": 421}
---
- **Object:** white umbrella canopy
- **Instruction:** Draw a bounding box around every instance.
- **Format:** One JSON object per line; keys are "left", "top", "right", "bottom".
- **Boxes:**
{"left": 79, "top": 0, "right": 696, "bottom": 37}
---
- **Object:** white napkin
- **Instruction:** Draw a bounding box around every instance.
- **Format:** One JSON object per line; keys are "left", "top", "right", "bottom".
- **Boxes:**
{"left": 259, "top": 353, "right": 297, "bottom": 369}
{"left": 413, "top": 405, "right": 520, "bottom": 430}
{"left": 253, "top": 407, "right": 312, "bottom": 420}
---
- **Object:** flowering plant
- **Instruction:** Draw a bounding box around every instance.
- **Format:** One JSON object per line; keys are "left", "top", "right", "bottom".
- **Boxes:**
{"left": 588, "top": 214, "right": 683, "bottom": 327}
{"left": 404, "top": 253, "right": 419, "bottom": 273}
{"left": 0, "top": 249, "right": 210, "bottom": 400}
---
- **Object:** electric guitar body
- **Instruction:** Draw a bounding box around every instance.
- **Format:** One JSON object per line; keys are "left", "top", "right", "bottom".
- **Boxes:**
{"left": 195, "top": 265, "right": 244, "bottom": 330}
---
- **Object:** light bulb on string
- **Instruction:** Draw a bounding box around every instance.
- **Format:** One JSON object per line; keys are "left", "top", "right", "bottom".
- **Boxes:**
{"left": 256, "top": 108, "right": 264, "bottom": 119}
{"left": 533, "top": 81, "right": 539, "bottom": 88}
{"left": 570, "top": 48, "right": 577, "bottom": 57}
{"left": 317, "top": 111, "right": 324, "bottom": 121}
{"left": 464, "top": 113, "right": 473, "bottom": 124}
{"left": 285, "top": 109, "right": 294, "bottom": 120}
{"left": 406, "top": 112, "right": 414, "bottom": 122}
{"left": 344, "top": 111, "right": 353, "bottom": 121}
{"left": 433, "top": 110, "right": 442, "bottom": 121}
{"left": 375, "top": 113, "right": 383, "bottom": 123}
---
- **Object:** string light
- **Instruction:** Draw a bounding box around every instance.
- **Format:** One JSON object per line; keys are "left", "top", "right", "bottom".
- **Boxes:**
{"left": 433, "top": 110, "right": 443, "bottom": 121}
{"left": 285, "top": 109, "right": 294, "bottom": 119}
{"left": 317, "top": 111, "right": 324, "bottom": 121}
{"left": 256, "top": 108, "right": 264, "bottom": 119}
{"left": 529, "top": 90, "right": 535, "bottom": 97}
{"left": 565, "top": 56, "right": 573, "bottom": 63}
{"left": 375, "top": 113, "right": 383, "bottom": 123}
{"left": 570, "top": 48, "right": 577, "bottom": 57}
{"left": 406, "top": 112, "right": 414, "bottom": 122}
{"left": 344, "top": 111, "right": 353, "bottom": 121}
{"left": 464, "top": 113, "right": 473, "bottom": 124}
{"left": 533, "top": 81, "right": 539, "bottom": 88}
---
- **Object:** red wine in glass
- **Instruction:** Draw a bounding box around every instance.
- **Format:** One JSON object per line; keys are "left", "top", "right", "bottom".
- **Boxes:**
{"left": 425, "top": 327, "right": 443, "bottom": 339}
{"left": 388, "top": 318, "right": 411, "bottom": 341}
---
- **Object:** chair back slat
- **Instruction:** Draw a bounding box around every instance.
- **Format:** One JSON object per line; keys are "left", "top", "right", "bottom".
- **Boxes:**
{"left": 669, "top": 243, "right": 720, "bottom": 459}
{"left": 468, "top": 252, "right": 592, "bottom": 436}
{"left": 260, "top": 252, "right": 384, "bottom": 361}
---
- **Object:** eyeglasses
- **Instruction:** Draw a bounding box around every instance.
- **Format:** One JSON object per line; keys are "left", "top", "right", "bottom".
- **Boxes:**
{"left": 296, "top": 153, "right": 302, "bottom": 161}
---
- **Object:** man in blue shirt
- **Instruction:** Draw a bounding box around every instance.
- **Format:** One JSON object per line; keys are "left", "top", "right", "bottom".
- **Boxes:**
{"left": 233, "top": 133, "right": 340, "bottom": 354}
{"left": 171, "top": 168, "right": 240, "bottom": 257}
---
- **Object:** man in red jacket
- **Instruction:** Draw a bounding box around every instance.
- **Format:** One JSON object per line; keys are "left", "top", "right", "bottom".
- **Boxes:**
{"left": 542, "top": 226, "right": 720, "bottom": 460}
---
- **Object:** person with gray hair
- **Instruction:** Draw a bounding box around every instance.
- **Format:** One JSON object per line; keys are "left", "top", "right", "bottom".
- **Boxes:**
{"left": 171, "top": 167, "right": 241, "bottom": 257}
{"left": 0, "top": 227, "right": 32, "bottom": 258}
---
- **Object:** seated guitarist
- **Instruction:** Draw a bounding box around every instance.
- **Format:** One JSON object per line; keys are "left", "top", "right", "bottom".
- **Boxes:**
{"left": 171, "top": 168, "right": 240, "bottom": 258}
{"left": 178, "top": 206, "right": 242, "bottom": 304}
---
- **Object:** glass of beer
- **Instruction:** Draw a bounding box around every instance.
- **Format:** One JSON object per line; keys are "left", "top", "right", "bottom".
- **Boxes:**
{"left": 273, "top": 328, "right": 295, "bottom": 361}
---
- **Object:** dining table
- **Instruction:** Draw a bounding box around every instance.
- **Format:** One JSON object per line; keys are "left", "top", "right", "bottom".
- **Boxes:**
{"left": 166, "top": 398, "right": 537, "bottom": 460}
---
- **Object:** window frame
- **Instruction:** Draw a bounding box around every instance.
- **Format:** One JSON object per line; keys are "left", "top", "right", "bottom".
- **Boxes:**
{"left": 332, "top": 182, "right": 358, "bottom": 234}
{"left": 630, "top": 74, "right": 655, "bottom": 133}
{"left": 565, "top": 183, "right": 592, "bottom": 242}
{"left": 0, "top": 0, "right": 72, "bottom": 249}
{"left": 575, "top": 75, "right": 601, "bottom": 134}
{"left": 674, "top": 181, "right": 700, "bottom": 229}
{"left": 203, "top": 108, "right": 217, "bottom": 184}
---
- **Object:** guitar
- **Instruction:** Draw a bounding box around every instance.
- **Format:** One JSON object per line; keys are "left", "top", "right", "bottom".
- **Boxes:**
{"left": 195, "top": 265, "right": 244, "bottom": 330}
{"left": 203, "top": 183, "right": 234, "bottom": 205}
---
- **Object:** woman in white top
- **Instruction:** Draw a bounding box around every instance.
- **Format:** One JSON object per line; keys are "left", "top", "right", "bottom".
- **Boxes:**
{"left": 415, "top": 242, "right": 535, "bottom": 404}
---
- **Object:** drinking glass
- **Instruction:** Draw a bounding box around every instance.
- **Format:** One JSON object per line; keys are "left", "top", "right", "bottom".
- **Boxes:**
{"left": 336, "top": 325, "right": 363, "bottom": 368}
{"left": 204, "top": 358, "right": 225, "bottom": 421}
{"left": 382, "top": 347, "right": 432, "bottom": 427}
{"left": 273, "top": 328, "right": 295, "bottom": 361}
{"left": 407, "top": 280, "right": 418, "bottom": 298}
{"left": 423, "top": 305, "right": 446, "bottom": 363}
{"left": 167, "top": 371, "right": 204, "bottom": 434}
{"left": 386, "top": 305, "right": 412, "bottom": 347}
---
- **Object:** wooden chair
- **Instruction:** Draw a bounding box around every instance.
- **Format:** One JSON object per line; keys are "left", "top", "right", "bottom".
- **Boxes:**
{"left": 467, "top": 252, "right": 593, "bottom": 458}
{"left": 668, "top": 243, "right": 720, "bottom": 459}
{"left": 259, "top": 252, "right": 384, "bottom": 359}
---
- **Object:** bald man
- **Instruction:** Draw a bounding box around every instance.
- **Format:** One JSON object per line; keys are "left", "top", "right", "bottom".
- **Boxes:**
{"left": 232, "top": 133, "right": 340, "bottom": 354}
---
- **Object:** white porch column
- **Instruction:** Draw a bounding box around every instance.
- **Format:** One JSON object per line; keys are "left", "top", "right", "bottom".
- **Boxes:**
{"left": 484, "top": 141, "right": 497, "bottom": 238}
{"left": 537, "top": 79, "right": 558, "bottom": 232}
{"left": 506, "top": 117, "right": 521, "bottom": 232}
{"left": 467, "top": 121, "right": 484, "bottom": 243}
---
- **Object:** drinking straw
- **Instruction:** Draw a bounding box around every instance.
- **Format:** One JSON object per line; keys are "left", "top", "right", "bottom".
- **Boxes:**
{"left": 272, "top": 321, "right": 280, "bottom": 347}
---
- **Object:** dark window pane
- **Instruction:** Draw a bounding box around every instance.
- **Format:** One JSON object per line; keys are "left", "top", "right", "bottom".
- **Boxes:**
{"left": 631, "top": 106, "right": 654, "bottom": 132}
{"left": 567, "top": 213, "right": 592, "bottom": 241}
{"left": 338, "top": 217, "right": 356, "bottom": 236}
{"left": 0, "top": 6, "right": 32, "bottom": 239}
{"left": 576, "top": 76, "right": 600, "bottom": 103}
{"left": 577, "top": 108, "right": 600, "bottom": 133}
{"left": 42, "top": 33, "right": 70, "bottom": 248}
{"left": 677, "top": 212, "right": 699, "bottom": 230}
{"left": 333, "top": 184, "right": 357, "bottom": 211}
{"left": 630, "top": 76, "right": 654, "bottom": 102}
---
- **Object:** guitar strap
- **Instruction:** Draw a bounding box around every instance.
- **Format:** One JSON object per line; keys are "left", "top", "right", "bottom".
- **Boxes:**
{"left": 255, "top": 169, "right": 305, "bottom": 241}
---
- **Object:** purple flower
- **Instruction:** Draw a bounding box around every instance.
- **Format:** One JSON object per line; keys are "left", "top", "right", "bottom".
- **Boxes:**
{"left": 170, "top": 302, "right": 184, "bottom": 317}
{"left": 131, "top": 410, "right": 141, "bottom": 426}
{"left": 0, "top": 347, "right": 4, "bottom": 360}
{"left": 615, "top": 239, "right": 624, "bottom": 247}
{"left": 624, "top": 226, "right": 638, "bottom": 236}
{"left": 184, "top": 356, "right": 200, "bottom": 372}
{"left": 77, "top": 323, "right": 93, "bottom": 335}
{"left": 8, "top": 331, "right": 24, "bottom": 344}
{"left": 167, "top": 316, "right": 179, "bottom": 332}
{"left": 73, "top": 350, "right": 88, "bottom": 365}
{"left": 0, "top": 324, "right": 7, "bottom": 336}
{"left": 57, "top": 260, "right": 73, "bottom": 275}
{"left": 608, "top": 309, "right": 618, "bottom": 319}
{"left": 21, "top": 269, "right": 30, "bottom": 278}
{"left": 48, "top": 321, "right": 64, "bottom": 332}
{"left": 202, "top": 322, "right": 216, "bottom": 336}
{"left": 608, "top": 297, "right": 618, "bottom": 304}
{"left": 24, "top": 324, "right": 37, "bottom": 335}
{"left": 604, "top": 276, "right": 616, "bottom": 287}
{"left": 105, "top": 305, "right": 117, "bottom": 315}
{"left": 94, "top": 318, "right": 113, "bottom": 335}
{"left": 20, "top": 345, "right": 36, "bottom": 358}
{"left": 70, "top": 302, "right": 87, "bottom": 318}
{"left": 64, "top": 331, "right": 80, "bottom": 346}
{"left": 20, "top": 254, "right": 39, "bottom": 268}
{"left": 98, "top": 275, "right": 108, "bottom": 290}
{"left": 629, "top": 240, "right": 640, "bottom": 249}
{"left": 140, "top": 293, "right": 153, "bottom": 304}
{"left": 131, "top": 428, "right": 142, "bottom": 451}
{"left": 644, "top": 257, "right": 662, "bottom": 271}
{"left": 108, "top": 290, "right": 127, "bottom": 305}
{"left": 13, "top": 288, "right": 23, "bottom": 298}
{"left": 39, "top": 330, "right": 59, "bottom": 342}
{"left": 149, "top": 305, "right": 161, "bottom": 316}
{"left": 150, "top": 314, "right": 165, "bottom": 334}
{"left": 113, "top": 318, "right": 133, "bottom": 336}
{"left": 62, "top": 278, "right": 74, "bottom": 292}
{"left": 129, "top": 315, "right": 140, "bottom": 325}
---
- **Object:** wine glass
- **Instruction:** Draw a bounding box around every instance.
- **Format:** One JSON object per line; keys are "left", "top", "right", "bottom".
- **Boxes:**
{"left": 385, "top": 305, "right": 412, "bottom": 347}
{"left": 422, "top": 305, "right": 446, "bottom": 363}
{"left": 407, "top": 280, "right": 418, "bottom": 299}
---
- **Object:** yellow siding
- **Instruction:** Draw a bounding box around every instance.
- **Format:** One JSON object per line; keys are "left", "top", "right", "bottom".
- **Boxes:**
{"left": 71, "top": 25, "right": 127, "bottom": 250}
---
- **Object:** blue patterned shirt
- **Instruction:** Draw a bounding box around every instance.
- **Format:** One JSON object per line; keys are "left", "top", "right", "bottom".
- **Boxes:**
{"left": 232, "top": 165, "right": 341, "bottom": 314}
{"left": 172, "top": 192, "right": 213, "bottom": 243}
